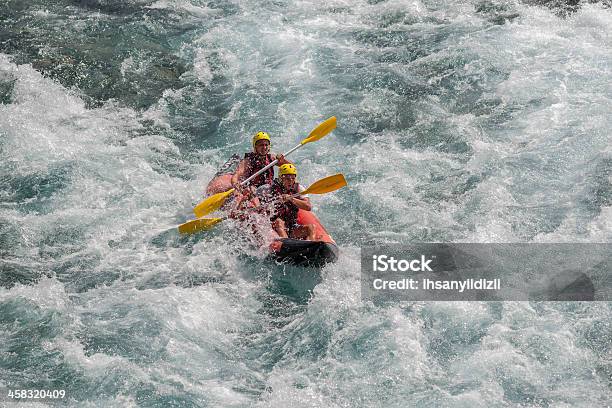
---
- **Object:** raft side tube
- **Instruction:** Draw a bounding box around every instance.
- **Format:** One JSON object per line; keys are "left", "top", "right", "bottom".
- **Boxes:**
{"left": 268, "top": 210, "right": 338, "bottom": 266}
{"left": 270, "top": 238, "right": 339, "bottom": 267}
{"left": 296, "top": 209, "right": 336, "bottom": 244}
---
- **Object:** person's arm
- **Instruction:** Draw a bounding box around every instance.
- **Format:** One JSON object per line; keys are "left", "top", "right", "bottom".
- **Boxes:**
{"left": 229, "top": 190, "right": 247, "bottom": 217}
{"left": 288, "top": 196, "right": 311, "bottom": 211}
{"left": 243, "top": 186, "right": 260, "bottom": 208}
{"left": 230, "top": 187, "right": 260, "bottom": 218}
{"left": 274, "top": 153, "right": 292, "bottom": 166}
{"left": 248, "top": 194, "right": 261, "bottom": 209}
{"left": 281, "top": 187, "right": 311, "bottom": 210}
{"left": 230, "top": 160, "right": 247, "bottom": 188}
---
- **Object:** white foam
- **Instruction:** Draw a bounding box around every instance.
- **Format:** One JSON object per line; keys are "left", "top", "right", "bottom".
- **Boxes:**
{"left": 2, "top": 1, "right": 611, "bottom": 406}
{"left": 0, "top": 277, "right": 67, "bottom": 310}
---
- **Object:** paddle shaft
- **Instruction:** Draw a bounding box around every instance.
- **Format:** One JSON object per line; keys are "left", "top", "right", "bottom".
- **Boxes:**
{"left": 240, "top": 142, "right": 303, "bottom": 186}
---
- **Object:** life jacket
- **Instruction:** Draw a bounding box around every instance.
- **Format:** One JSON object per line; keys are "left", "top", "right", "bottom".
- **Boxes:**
{"left": 270, "top": 179, "right": 300, "bottom": 228}
{"left": 243, "top": 152, "right": 274, "bottom": 187}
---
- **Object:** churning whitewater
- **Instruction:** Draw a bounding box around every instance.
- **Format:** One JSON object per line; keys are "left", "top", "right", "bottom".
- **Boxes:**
{"left": 1, "top": 0, "right": 610, "bottom": 406}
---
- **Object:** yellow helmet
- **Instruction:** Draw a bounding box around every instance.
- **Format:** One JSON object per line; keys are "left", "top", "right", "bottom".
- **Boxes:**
{"left": 279, "top": 163, "right": 297, "bottom": 177}
{"left": 252, "top": 131, "right": 271, "bottom": 148}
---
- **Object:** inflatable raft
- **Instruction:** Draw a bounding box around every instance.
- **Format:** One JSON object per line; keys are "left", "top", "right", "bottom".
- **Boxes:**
{"left": 206, "top": 156, "right": 339, "bottom": 267}
{"left": 269, "top": 209, "right": 339, "bottom": 267}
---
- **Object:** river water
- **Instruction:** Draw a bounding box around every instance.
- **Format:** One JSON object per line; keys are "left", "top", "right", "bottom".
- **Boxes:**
{"left": 1, "top": 0, "right": 610, "bottom": 406}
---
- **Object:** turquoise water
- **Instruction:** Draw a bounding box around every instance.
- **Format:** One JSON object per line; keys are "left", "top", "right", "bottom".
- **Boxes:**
{"left": 1, "top": 0, "right": 611, "bottom": 406}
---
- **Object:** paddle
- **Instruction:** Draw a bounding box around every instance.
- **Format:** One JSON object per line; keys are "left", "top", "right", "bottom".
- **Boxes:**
{"left": 299, "top": 173, "right": 346, "bottom": 195}
{"left": 178, "top": 217, "right": 223, "bottom": 235}
{"left": 193, "top": 116, "right": 337, "bottom": 218}
{"left": 178, "top": 173, "right": 347, "bottom": 234}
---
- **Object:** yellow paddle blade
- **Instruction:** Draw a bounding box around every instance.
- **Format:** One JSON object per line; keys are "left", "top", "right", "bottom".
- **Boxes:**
{"left": 193, "top": 188, "right": 235, "bottom": 218}
{"left": 302, "top": 174, "right": 347, "bottom": 195}
{"left": 300, "top": 116, "right": 336, "bottom": 145}
{"left": 178, "top": 217, "right": 223, "bottom": 234}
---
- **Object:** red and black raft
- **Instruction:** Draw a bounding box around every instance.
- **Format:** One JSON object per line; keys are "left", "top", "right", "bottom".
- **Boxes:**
{"left": 268, "top": 210, "right": 339, "bottom": 267}
{"left": 207, "top": 157, "right": 339, "bottom": 267}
